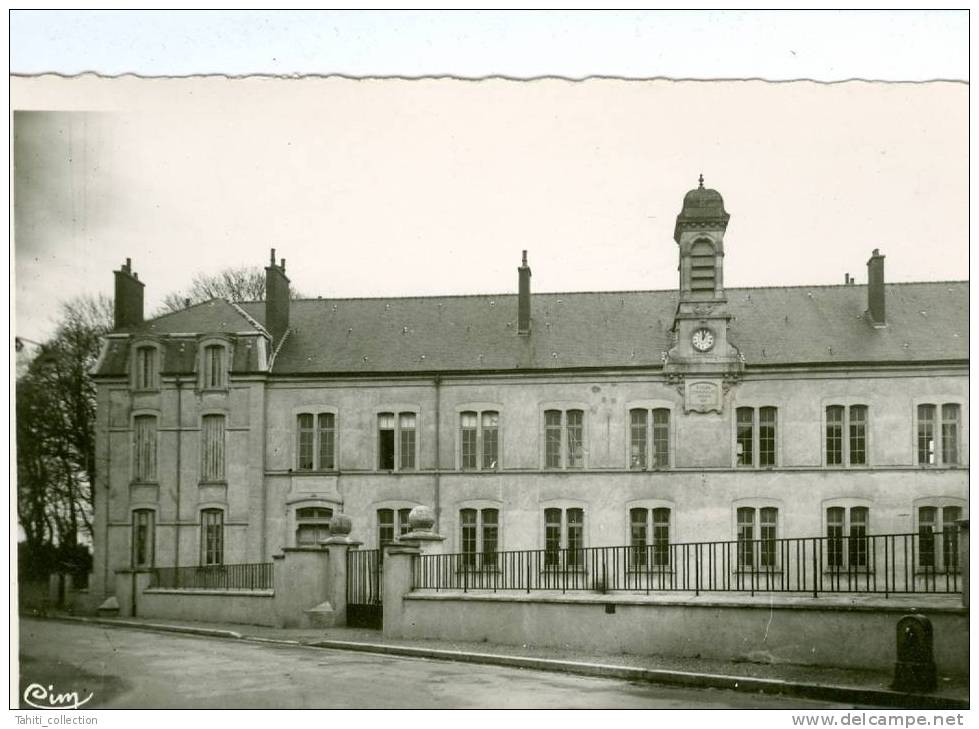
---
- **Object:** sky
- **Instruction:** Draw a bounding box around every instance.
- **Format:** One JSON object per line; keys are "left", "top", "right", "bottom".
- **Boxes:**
{"left": 10, "top": 12, "right": 969, "bottom": 343}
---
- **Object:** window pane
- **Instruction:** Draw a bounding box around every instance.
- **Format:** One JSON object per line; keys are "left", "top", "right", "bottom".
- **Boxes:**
{"left": 849, "top": 506, "right": 868, "bottom": 567}
{"left": 759, "top": 408, "right": 777, "bottom": 467}
{"left": 566, "top": 410, "right": 584, "bottom": 468}
{"left": 378, "top": 414, "right": 395, "bottom": 469}
{"left": 917, "top": 405, "right": 936, "bottom": 465}
{"left": 544, "top": 410, "right": 562, "bottom": 468}
{"left": 398, "top": 508, "right": 413, "bottom": 535}
{"left": 943, "top": 506, "right": 962, "bottom": 569}
{"left": 318, "top": 413, "right": 335, "bottom": 470}
{"left": 826, "top": 406, "right": 843, "bottom": 465}
{"left": 134, "top": 415, "right": 157, "bottom": 482}
{"left": 399, "top": 413, "right": 416, "bottom": 470}
{"left": 827, "top": 506, "right": 844, "bottom": 568}
{"left": 566, "top": 508, "right": 584, "bottom": 567}
{"left": 918, "top": 506, "right": 937, "bottom": 568}
{"left": 133, "top": 510, "right": 154, "bottom": 567}
{"left": 652, "top": 508, "right": 670, "bottom": 567}
{"left": 849, "top": 406, "right": 867, "bottom": 465}
{"left": 941, "top": 404, "right": 960, "bottom": 465}
{"left": 629, "top": 508, "right": 648, "bottom": 566}
{"left": 736, "top": 408, "right": 754, "bottom": 466}
{"left": 205, "top": 346, "right": 225, "bottom": 388}
{"left": 460, "top": 412, "right": 477, "bottom": 470}
{"left": 201, "top": 415, "right": 225, "bottom": 481}
{"left": 297, "top": 414, "right": 314, "bottom": 470}
{"left": 544, "top": 508, "right": 561, "bottom": 566}
{"left": 629, "top": 409, "right": 648, "bottom": 470}
{"left": 652, "top": 409, "right": 670, "bottom": 467}
{"left": 737, "top": 507, "right": 755, "bottom": 568}
{"left": 482, "top": 508, "right": 499, "bottom": 566}
{"left": 378, "top": 509, "right": 394, "bottom": 546}
{"left": 481, "top": 412, "right": 499, "bottom": 470}
{"left": 201, "top": 510, "right": 223, "bottom": 565}
{"left": 461, "top": 509, "right": 477, "bottom": 566}
{"left": 759, "top": 507, "right": 777, "bottom": 567}
{"left": 296, "top": 507, "right": 333, "bottom": 519}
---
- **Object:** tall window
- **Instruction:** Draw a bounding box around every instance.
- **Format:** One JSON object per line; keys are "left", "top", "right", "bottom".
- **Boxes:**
{"left": 297, "top": 413, "right": 336, "bottom": 471}
{"left": 296, "top": 506, "right": 333, "bottom": 546}
{"left": 134, "top": 346, "right": 158, "bottom": 390}
{"left": 916, "top": 403, "right": 963, "bottom": 466}
{"left": 132, "top": 510, "right": 155, "bottom": 568}
{"left": 543, "top": 409, "right": 585, "bottom": 469}
{"left": 203, "top": 345, "right": 227, "bottom": 389}
{"left": 826, "top": 506, "right": 869, "bottom": 568}
{"left": 460, "top": 508, "right": 500, "bottom": 568}
{"left": 629, "top": 507, "right": 671, "bottom": 568}
{"left": 941, "top": 405, "right": 960, "bottom": 465}
{"left": 378, "top": 507, "right": 413, "bottom": 547}
{"left": 736, "top": 407, "right": 777, "bottom": 467}
{"left": 377, "top": 412, "right": 418, "bottom": 470}
{"left": 543, "top": 507, "right": 584, "bottom": 568}
{"left": 133, "top": 415, "right": 158, "bottom": 482}
{"left": 629, "top": 408, "right": 671, "bottom": 469}
{"left": 918, "top": 505, "right": 963, "bottom": 570}
{"left": 201, "top": 509, "right": 223, "bottom": 566}
{"left": 689, "top": 239, "right": 716, "bottom": 294}
{"left": 737, "top": 506, "right": 778, "bottom": 569}
{"left": 459, "top": 410, "right": 500, "bottom": 470}
{"left": 826, "top": 405, "right": 867, "bottom": 466}
{"left": 200, "top": 414, "right": 226, "bottom": 481}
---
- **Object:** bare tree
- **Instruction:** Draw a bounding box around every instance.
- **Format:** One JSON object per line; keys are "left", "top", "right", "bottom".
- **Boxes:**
{"left": 158, "top": 265, "right": 297, "bottom": 314}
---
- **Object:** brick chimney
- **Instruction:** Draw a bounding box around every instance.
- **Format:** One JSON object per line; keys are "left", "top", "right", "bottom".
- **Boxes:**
{"left": 113, "top": 258, "right": 144, "bottom": 330}
{"left": 265, "top": 248, "right": 291, "bottom": 346}
{"left": 866, "top": 249, "right": 886, "bottom": 327}
{"left": 517, "top": 250, "right": 531, "bottom": 335}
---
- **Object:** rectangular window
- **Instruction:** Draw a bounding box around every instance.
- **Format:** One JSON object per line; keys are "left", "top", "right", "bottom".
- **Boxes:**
{"left": 849, "top": 506, "right": 868, "bottom": 568}
{"left": 759, "top": 507, "right": 778, "bottom": 567}
{"left": 652, "top": 409, "right": 670, "bottom": 467}
{"left": 941, "top": 404, "right": 960, "bottom": 465}
{"left": 849, "top": 406, "right": 867, "bottom": 465}
{"left": 399, "top": 413, "right": 416, "bottom": 470}
{"left": 204, "top": 345, "right": 226, "bottom": 389}
{"left": 826, "top": 406, "right": 844, "bottom": 466}
{"left": 135, "top": 347, "right": 157, "bottom": 390}
{"left": 544, "top": 508, "right": 562, "bottom": 567}
{"left": 318, "top": 413, "right": 335, "bottom": 470}
{"left": 201, "top": 414, "right": 225, "bottom": 482}
{"left": 629, "top": 409, "right": 648, "bottom": 470}
{"left": 918, "top": 506, "right": 937, "bottom": 568}
{"left": 629, "top": 507, "right": 648, "bottom": 566}
{"left": 544, "top": 410, "right": 562, "bottom": 468}
{"left": 132, "top": 510, "right": 154, "bottom": 568}
{"left": 297, "top": 414, "right": 315, "bottom": 470}
{"left": 481, "top": 412, "right": 499, "bottom": 470}
{"left": 917, "top": 405, "right": 936, "bottom": 465}
{"left": 942, "top": 506, "right": 962, "bottom": 570}
{"left": 460, "top": 412, "right": 478, "bottom": 470}
{"left": 652, "top": 507, "right": 671, "bottom": 567}
{"left": 737, "top": 507, "right": 755, "bottom": 568}
{"left": 201, "top": 509, "right": 223, "bottom": 566}
{"left": 378, "top": 413, "right": 395, "bottom": 470}
{"left": 566, "top": 508, "right": 584, "bottom": 567}
{"left": 827, "top": 506, "right": 845, "bottom": 568}
{"left": 460, "top": 508, "right": 477, "bottom": 567}
{"left": 566, "top": 410, "right": 584, "bottom": 468}
{"left": 736, "top": 408, "right": 754, "bottom": 467}
{"left": 758, "top": 408, "right": 777, "bottom": 467}
{"left": 482, "top": 508, "right": 499, "bottom": 567}
{"left": 296, "top": 507, "right": 333, "bottom": 546}
{"left": 378, "top": 508, "right": 395, "bottom": 547}
{"left": 133, "top": 415, "right": 158, "bottom": 482}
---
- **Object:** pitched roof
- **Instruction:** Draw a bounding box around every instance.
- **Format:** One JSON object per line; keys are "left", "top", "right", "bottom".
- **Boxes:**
{"left": 220, "top": 280, "right": 967, "bottom": 374}
{"left": 117, "top": 299, "right": 264, "bottom": 336}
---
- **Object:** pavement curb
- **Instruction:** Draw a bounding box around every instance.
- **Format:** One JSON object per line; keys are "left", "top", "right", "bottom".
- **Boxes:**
{"left": 34, "top": 616, "right": 968, "bottom": 709}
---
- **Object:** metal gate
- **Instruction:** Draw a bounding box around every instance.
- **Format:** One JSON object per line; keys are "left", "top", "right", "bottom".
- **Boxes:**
{"left": 346, "top": 549, "right": 382, "bottom": 629}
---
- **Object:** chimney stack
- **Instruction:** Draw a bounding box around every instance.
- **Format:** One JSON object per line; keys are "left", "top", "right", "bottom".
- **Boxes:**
{"left": 517, "top": 250, "right": 531, "bottom": 335}
{"left": 113, "top": 257, "right": 145, "bottom": 330}
{"left": 265, "top": 248, "right": 291, "bottom": 345}
{"left": 866, "top": 249, "right": 886, "bottom": 326}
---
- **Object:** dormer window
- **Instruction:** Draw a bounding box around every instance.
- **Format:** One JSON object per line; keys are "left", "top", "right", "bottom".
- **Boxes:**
{"left": 202, "top": 344, "right": 227, "bottom": 389}
{"left": 133, "top": 345, "right": 159, "bottom": 390}
{"left": 689, "top": 238, "right": 716, "bottom": 295}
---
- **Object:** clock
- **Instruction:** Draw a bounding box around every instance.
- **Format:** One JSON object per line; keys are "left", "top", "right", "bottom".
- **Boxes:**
{"left": 691, "top": 327, "right": 715, "bottom": 352}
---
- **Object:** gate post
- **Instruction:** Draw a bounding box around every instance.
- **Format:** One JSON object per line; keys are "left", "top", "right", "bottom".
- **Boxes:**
{"left": 400, "top": 506, "right": 447, "bottom": 556}
{"left": 382, "top": 542, "right": 419, "bottom": 639}
{"left": 320, "top": 514, "right": 361, "bottom": 627}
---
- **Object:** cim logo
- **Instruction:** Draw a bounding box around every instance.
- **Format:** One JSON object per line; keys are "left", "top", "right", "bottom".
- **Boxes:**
{"left": 22, "top": 683, "right": 93, "bottom": 710}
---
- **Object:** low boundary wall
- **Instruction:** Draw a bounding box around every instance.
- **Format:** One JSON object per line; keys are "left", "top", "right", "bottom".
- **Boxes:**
{"left": 396, "top": 591, "right": 969, "bottom": 676}
{"left": 141, "top": 589, "right": 276, "bottom": 627}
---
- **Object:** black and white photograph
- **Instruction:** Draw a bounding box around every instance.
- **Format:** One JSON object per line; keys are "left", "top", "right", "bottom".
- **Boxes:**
{"left": 9, "top": 10, "right": 970, "bottom": 718}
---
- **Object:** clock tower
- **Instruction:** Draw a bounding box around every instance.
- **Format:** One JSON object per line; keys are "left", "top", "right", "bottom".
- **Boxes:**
{"left": 662, "top": 176, "right": 744, "bottom": 412}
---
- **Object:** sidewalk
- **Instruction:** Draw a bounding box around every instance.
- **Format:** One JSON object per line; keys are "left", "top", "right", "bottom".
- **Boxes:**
{"left": 32, "top": 612, "right": 968, "bottom": 709}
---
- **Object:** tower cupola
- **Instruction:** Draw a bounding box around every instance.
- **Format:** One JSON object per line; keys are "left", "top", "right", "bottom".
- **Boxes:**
{"left": 674, "top": 175, "right": 729, "bottom": 302}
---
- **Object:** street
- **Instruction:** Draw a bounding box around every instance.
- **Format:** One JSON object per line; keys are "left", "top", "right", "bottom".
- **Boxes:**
{"left": 18, "top": 618, "right": 859, "bottom": 709}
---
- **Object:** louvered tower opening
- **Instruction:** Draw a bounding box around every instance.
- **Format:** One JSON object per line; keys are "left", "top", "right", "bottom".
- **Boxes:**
{"left": 689, "top": 239, "right": 716, "bottom": 294}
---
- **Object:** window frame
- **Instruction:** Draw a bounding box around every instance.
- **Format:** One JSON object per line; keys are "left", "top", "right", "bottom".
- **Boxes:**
{"left": 626, "top": 404, "right": 673, "bottom": 470}
{"left": 375, "top": 408, "right": 420, "bottom": 472}
{"left": 627, "top": 504, "right": 673, "bottom": 570}
{"left": 823, "top": 502, "right": 871, "bottom": 571}
{"left": 734, "top": 405, "right": 779, "bottom": 468}
{"left": 540, "top": 406, "right": 587, "bottom": 470}
{"left": 913, "top": 498, "right": 966, "bottom": 572}
{"left": 200, "top": 508, "right": 224, "bottom": 566}
{"left": 913, "top": 401, "right": 964, "bottom": 467}
{"left": 823, "top": 404, "right": 869, "bottom": 467}
{"left": 375, "top": 502, "right": 419, "bottom": 549}
{"left": 132, "top": 342, "right": 161, "bottom": 391}
{"left": 459, "top": 506, "right": 501, "bottom": 570}
{"left": 295, "top": 505, "right": 334, "bottom": 547}
{"left": 294, "top": 409, "right": 339, "bottom": 472}
{"left": 199, "top": 338, "right": 231, "bottom": 391}
{"left": 541, "top": 503, "right": 587, "bottom": 570}
{"left": 131, "top": 508, "right": 156, "bottom": 568}
{"left": 200, "top": 412, "right": 226, "bottom": 483}
{"left": 456, "top": 406, "right": 502, "bottom": 471}
{"left": 732, "top": 500, "right": 782, "bottom": 571}
{"left": 132, "top": 412, "right": 159, "bottom": 484}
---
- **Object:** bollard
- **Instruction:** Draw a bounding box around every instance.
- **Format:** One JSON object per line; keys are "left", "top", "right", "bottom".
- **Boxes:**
{"left": 892, "top": 615, "right": 937, "bottom": 692}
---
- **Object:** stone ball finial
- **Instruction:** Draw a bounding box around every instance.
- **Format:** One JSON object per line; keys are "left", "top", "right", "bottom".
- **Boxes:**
{"left": 330, "top": 513, "right": 352, "bottom": 536}
{"left": 408, "top": 505, "right": 435, "bottom": 533}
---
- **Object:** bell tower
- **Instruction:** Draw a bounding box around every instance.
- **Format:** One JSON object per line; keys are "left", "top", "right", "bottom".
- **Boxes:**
{"left": 663, "top": 176, "right": 743, "bottom": 412}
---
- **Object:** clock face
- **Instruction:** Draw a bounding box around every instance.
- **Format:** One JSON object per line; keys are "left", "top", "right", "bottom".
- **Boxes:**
{"left": 691, "top": 327, "right": 715, "bottom": 352}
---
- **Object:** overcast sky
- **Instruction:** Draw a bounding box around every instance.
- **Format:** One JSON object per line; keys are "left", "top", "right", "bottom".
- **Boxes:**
{"left": 13, "top": 76, "right": 967, "bottom": 342}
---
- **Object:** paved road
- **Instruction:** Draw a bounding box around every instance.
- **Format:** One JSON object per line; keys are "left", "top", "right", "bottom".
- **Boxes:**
{"left": 19, "top": 618, "right": 859, "bottom": 709}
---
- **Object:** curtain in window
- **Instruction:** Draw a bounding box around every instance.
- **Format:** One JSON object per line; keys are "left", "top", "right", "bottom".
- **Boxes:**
{"left": 134, "top": 415, "right": 157, "bottom": 481}
{"left": 201, "top": 415, "right": 226, "bottom": 481}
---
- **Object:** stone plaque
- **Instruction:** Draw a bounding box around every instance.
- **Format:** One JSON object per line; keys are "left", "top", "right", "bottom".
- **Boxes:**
{"left": 684, "top": 379, "right": 723, "bottom": 413}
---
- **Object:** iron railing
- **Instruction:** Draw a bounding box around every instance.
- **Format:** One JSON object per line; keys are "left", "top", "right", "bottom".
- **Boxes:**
{"left": 150, "top": 562, "right": 274, "bottom": 591}
{"left": 412, "top": 532, "right": 961, "bottom": 597}
{"left": 347, "top": 549, "right": 383, "bottom": 605}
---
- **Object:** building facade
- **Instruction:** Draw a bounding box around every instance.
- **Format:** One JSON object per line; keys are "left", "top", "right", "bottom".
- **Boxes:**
{"left": 89, "top": 182, "right": 968, "bottom": 601}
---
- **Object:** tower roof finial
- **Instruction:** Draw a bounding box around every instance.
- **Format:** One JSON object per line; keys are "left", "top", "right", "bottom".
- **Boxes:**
{"left": 698, "top": 173, "right": 704, "bottom": 189}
